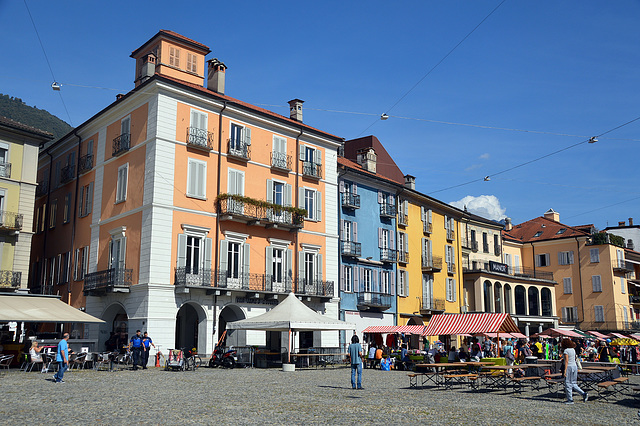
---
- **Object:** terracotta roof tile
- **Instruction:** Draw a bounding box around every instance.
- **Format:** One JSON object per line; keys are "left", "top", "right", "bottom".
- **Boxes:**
{"left": 504, "top": 216, "right": 590, "bottom": 242}
{"left": 131, "top": 30, "right": 211, "bottom": 57}
{"left": 0, "top": 116, "right": 54, "bottom": 139}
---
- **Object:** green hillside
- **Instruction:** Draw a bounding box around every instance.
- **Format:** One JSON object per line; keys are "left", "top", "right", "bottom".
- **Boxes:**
{"left": 0, "top": 94, "right": 72, "bottom": 139}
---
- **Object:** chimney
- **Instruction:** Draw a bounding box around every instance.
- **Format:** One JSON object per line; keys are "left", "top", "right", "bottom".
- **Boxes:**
{"left": 288, "top": 99, "right": 304, "bottom": 122}
{"left": 356, "top": 148, "right": 377, "bottom": 173}
{"left": 629, "top": 218, "right": 634, "bottom": 226}
{"left": 544, "top": 208, "right": 559, "bottom": 222}
{"left": 618, "top": 221, "right": 626, "bottom": 227}
{"left": 404, "top": 175, "right": 415, "bottom": 190}
{"left": 207, "top": 58, "right": 227, "bottom": 94}
{"left": 505, "top": 217, "right": 512, "bottom": 231}
{"left": 627, "top": 239, "right": 635, "bottom": 250}
{"left": 116, "top": 94, "right": 125, "bottom": 101}
{"left": 139, "top": 53, "right": 156, "bottom": 83}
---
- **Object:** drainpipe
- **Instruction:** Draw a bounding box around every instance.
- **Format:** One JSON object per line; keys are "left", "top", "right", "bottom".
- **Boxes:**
{"left": 67, "top": 130, "right": 82, "bottom": 305}
{"left": 575, "top": 236, "right": 585, "bottom": 328}
{"left": 40, "top": 148, "right": 54, "bottom": 294}
{"left": 293, "top": 128, "right": 303, "bottom": 292}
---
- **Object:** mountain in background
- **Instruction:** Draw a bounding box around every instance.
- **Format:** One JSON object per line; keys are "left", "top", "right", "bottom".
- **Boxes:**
{"left": 0, "top": 94, "right": 72, "bottom": 139}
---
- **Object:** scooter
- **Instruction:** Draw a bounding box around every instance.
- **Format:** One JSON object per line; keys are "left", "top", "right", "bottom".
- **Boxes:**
{"left": 208, "top": 346, "right": 237, "bottom": 368}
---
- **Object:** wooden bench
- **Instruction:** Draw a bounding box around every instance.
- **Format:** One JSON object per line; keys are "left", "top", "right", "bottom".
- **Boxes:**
{"left": 442, "top": 374, "right": 478, "bottom": 390}
{"left": 511, "top": 376, "right": 542, "bottom": 393}
{"left": 597, "top": 381, "right": 618, "bottom": 402}
{"left": 408, "top": 372, "right": 439, "bottom": 388}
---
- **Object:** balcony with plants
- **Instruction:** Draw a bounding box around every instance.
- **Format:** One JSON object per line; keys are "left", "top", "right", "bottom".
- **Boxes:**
{"left": 216, "top": 193, "right": 305, "bottom": 229}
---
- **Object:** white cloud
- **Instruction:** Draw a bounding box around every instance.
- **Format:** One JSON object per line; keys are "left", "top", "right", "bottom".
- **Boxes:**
{"left": 450, "top": 195, "right": 506, "bottom": 221}
{"left": 479, "top": 153, "right": 490, "bottom": 160}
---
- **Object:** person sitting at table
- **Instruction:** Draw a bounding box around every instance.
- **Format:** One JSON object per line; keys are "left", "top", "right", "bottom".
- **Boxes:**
{"left": 29, "top": 341, "right": 43, "bottom": 367}
{"left": 470, "top": 339, "right": 482, "bottom": 361}
{"left": 447, "top": 346, "right": 458, "bottom": 362}
{"left": 400, "top": 344, "right": 413, "bottom": 371}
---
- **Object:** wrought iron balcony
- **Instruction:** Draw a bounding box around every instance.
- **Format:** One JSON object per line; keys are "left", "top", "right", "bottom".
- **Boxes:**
{"left": 227, "top": 139, "right": 251, "bottom": 161}
{"left": 629, "top": 295, "right": 640, "bottom": 304}
{"left": 112, "top": 133, "right": 130, "bottom": 156}
{"left": 216, "top": 196, "right": 304, "bottom": 229}
{"left": 0, "top": 211, "right": 23, "bottom": 231}
{"left": 463, "top": 264, "right": 555, "bottom": 281}
{"left": 470, "top": 240, "right": 478, "bottom": 252}
{"left": 60, "top": 164, "right": 75, "bottom": 184}
{"left": 421, "top": 298, "right": 445, "bottom": 313}
{"left": 398, "top": 251, "right": 409, "bottom": 264}
{"left": 357, "top": 292, "right": 392, "bottom": 311}
{"left": 380, "top": 203, "right": 396, "bottom": 218}
{"left": 613, "top": 260, "right": 633, "bottom": 273}
{"left": 83, "top": 268, "right": 133, "bottom": 295}
{"left": 78, "top": 154, "right": 93, "bottom": 174}
{"left": 447, "top": 263, "right": 456, "bottom": 275}
{"left": 483, "top": 242, "right": 490, "bottom": 253}
{"left": 422, "top": 255, "right": 442, "bottom": 272}
{"left": 36, "top": 181, "right": 48, "bottom": 197}
{"left": 341, "top": 193, "right": 360, "bottom": 209}
{"left": 494, "top": 244, "right": 501, "bottom": 256}
{"left": 271, "top": 152, "right": 292, "bottom": 171}
{"left": 295, "top": 278, "right": 334, "bottom": 297}
{"left": 187, "top": 127, "right": 214, "bottom": 150}
{"left": 302, "top": 161, "right": 322, "bottom": 179}
{"left": 423, "top": 222, "right": 432, "bottom": 234}
{"left": 0, "top": 162, "right": 11, "bottom": 178}
{"left": 446, "top": 229, "right": 455, "bottom": 241}
{"left": 0, "top": 270, "right": 21, "bottom": 289}
{"left": 380, "top": 248, "right": 397, "bottom": 263}
{"left": 341, "top": 240, "right": 361, "bottom": 257}
{"left": 398, "top": 214, "right": 408, "bottom": 227}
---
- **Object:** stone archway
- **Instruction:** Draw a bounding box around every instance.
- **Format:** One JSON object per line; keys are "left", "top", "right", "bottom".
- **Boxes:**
{"left": 100, "top": 303, "right": 128, "bottom": 352}
{"left": 175, "top": 302, "right": 207, "bottom": 353}
{"left": 218, "top": 304, "right": 246, "bottom": 348}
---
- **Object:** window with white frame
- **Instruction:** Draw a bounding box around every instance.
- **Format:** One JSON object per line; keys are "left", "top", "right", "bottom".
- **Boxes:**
{"left": 621, "top": 277, "right": 626, "bottom": 294}
{"left": 266, "top": 240, "right": 292, "bottom": 291}
{"left": 299, "top": 248, "right": 322, "bottom": 286}
{"left": 558, "top": 251, "right": 574, "bottom": 265}
{"left": 219, "top": 232, "right": 249, "bottom": 286}
{"left": 189, "top": 109, "right": 209, "bottom": 148}
{"left": 536, "top": 253, "right": 550, "bottom": 267}
{"left": 300, "top": 145, "right": 322, "bottom": 177}
{"left": 342, "top": 265, "right": 353, "bottom": 293}
{"left": 187, "top": 159, "right": 206, "bottom": 199}
{"left": 227, "top": 168, "right": 244, "bottom": 214}
{"left": 74, "top": 246, "right": 89, "bottom": 281}
{"left": 594, "top": 305, "right": 605, "bottom": 322}
{"left": 301, "top": 187, "right": 321, "bottom": 221}
{"left": 446, "top": 278, "right": 457, "bottom": 302}
{"left": 120, "top": 116, "right": 130, "bottom": 139}
{"left": 267, "top": 180, "right": 292, "bottom": 222}
{"left": 342, "top": 220, "right": 353, "bottom": 242}
{"left": 109, "top": 227, "right": 127, "bottom": 272}
{"left": 422, "top": 274, "right": 433, "bottom": 307}
{"left": 116, "top": 163, "right": 128, "bottom": 203}
{"left": 362, "top": 268, "right": 372, "bottom": 293}
{"left": 186, "top": 52, "right": 197, "bottom": 73}
{"left": 592, "top": 275, "right": 602, "bottom": 292}
{"left": 78, "top": 182, "right": 93, "bottom": 217}
{"left": 229, "top": 123, "right": 251, "bottom": 156}
{"left": 63, "top": 193, "right": 71, "bottom": 224}
{"left": 563, "top": 277, "right": 573, "bottom": 294}
{"left": 398, "top": 269, "right": 408, "bottom": 297}
{"left": 421, "top": 206, "right": 432, "bottom": 233}
{"left": 0, "top": 142, "right": 8, "bottom": 177}
{"left": 381, "top": 270, "right": 390, "bottom": 294}
{"left": 272, "top": 136, "right": 288, "bottom": 169}
{"left": 398, "top": 231, "right": 408, "bottom": 262}
{"left": 445, "top": 245, "right": 455, "bottom": 272}
{"left": 169, "top": 47, "right": 180, "bottom": 67}
{"left": 398, "top": 199, "right": 408, "bottom": 225}
{"left": 49, "top": 199, "right": 57, "bottom": 229}
{"left": 177, "top": 226, "right": 212, "bottom": 280}
{"left": 60, "top": 252, "right": 70, "bottom": 284}
{"left": 589, "top": 248, "right": 600, "bottom": 263}
{"left": 562, "top": 306, "right": 578, "bottom": 322}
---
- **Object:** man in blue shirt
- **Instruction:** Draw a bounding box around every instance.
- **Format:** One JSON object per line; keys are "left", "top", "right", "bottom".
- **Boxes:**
{"left": 53, "top": 333, "right": 69, "bottom": 383}
{"left": 142, "top": 332, "right": 155, "bottom": 369}
{"left": 348, "top": 334, "right": 363, "bottom": 390}
{"left": 129, "top": 330, "right": 143, "bottom": 370}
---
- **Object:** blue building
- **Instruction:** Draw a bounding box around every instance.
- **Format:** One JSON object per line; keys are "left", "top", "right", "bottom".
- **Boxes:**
{"left": 337, "top": 136, "right": 406, "bottom": 350}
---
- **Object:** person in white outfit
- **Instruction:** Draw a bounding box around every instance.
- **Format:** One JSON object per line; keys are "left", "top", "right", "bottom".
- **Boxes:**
{"left": 561, "top": 338, "right": 588, "bottom": 404}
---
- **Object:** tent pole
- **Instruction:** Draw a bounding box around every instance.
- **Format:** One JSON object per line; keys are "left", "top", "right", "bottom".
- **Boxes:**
{"left": 288, "top": 329, "right": 292, "bottom": 364}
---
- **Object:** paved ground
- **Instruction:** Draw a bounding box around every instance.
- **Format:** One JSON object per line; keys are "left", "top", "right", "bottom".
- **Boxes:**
{"left": 1, "top": 366, "right": 639, "bottom": 425}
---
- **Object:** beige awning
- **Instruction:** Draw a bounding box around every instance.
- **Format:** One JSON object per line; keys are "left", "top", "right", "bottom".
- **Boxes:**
{"left": 0, "top": 294, "right": 104, "bottom": 323}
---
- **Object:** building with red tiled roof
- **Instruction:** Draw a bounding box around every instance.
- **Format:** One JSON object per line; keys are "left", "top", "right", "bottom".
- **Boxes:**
{"left": 502, "top": 209, "right": 635, "bottom": 333}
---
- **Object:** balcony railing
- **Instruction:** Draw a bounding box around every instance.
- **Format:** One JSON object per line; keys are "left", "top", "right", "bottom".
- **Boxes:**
{"left": 398, "top": 251, "right": 409, "bottom": 264}
{"left": 421, "top": 298, "right": 445, "bottom": 312}
{"left": 227, "top": 139, "right": 251, "bottom": 160}
{"left": 341, "top": 241, "right": 362, "bottom": 257}
{"left": 380, "top": 248, "right": 397, "bottom": 263}
{"left": 302, "top": 161, "right": 322, "bottom": 179}
{"left": 463, "top": 264, "right": 555, "bottom": 281}
{"left": 494, "top": 245, "right": 501, "bottom": 256}
{"left": 470, "top": 240, "right": 478, "bottom": 252}
{"left": 380, "top": 203, "right": 396, "bottom": 218}
{"left": 270, "top": 152, "right": 292, "bottom": 171}
{"left": 483, "top": 243, "right": 490, "bottom": 253}
{"left": 613, "top": 260, "right": 633, "bottom": 273}
{"left": 422, "top": 255, "right": 443, "bottom": 272}
{"left": 629, "top": 295, "right": 640, "bottom": 304}
{"left": 0, "top": 270, "right": 21, "bottom": 289}
{"left": 78, "top": 154, "right": 93, "bottom": 174}
{"left": 83, "top": 268, "right": 133, "bottom": 294}
{"left": 447, "top": 263, "right": 456, "bottom": 274}
{"left": 216, "top": 196, "right": 304, "bottom": 229}
{"left": 341, "top": 193, "right": 360, "bottom": 209}
{"left": 357, "top": 292, "right": 393, "bottom": 310}
{"left": 398, "top": 214, "right": 408, "bottom": 227}
{"left": 60, "top": 164, "right": 75, "bottom": 184}
{"left": 112, "top": 133, "right": 130, "bottom": 156}
{"left": 36, "top": 181, "right": 48, "bottom": 197}
{"left": 423, "top": 222, "right": 432, "bottom": 234}
{"left": 0, "top": 211, "right": 23, "bottom": 231}
{"left": 187, "top": 127, "right": 214, "bottom": 150}
{"left": 0, "top": 162, "right": 11, "bottom": 178}
{"left": 446, "top": 229, "right": 455, "bottom": 241}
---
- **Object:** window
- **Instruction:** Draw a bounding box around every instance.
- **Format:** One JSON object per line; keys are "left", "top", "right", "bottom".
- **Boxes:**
{"left": 378, "top": 228, "right": 393, "bottom": 250}
{"left": 59, "top": 252, "right": 70, "bottom": 284}
{"left": 39, "top": 204, "right": 46, "bottom": 232}
{"left": 188, "top": 109, "right": 209, "bottom": 148}
{"left": 380, "top": 270, "right": 390, "bottom": 294}
{"left": 74, "top": 246, "right": 89, "bottom": 281}
{"left": 562, "top": 307, "right": 578, "bottom": 322}
{"left": 421, "top": 207, "right": 432, "bottom": 233}
{"left": 219, "top": 233, "right": 250, "bottom": 286}
{"left": 594, "top": 305, "right": 605, "bottom": 323}
{"left": 362, "top": 268, "right": 372, "bottom": 293}
{"left": 589, "top": 248, "right": 600, "bottom": 263}
{"left": 398, "top": 199, "right": 408, "bottom": 225}
{"left": 267, "top": 180, "right": 292, "bottom": 221}
{"left": 445, "top": 245, "right": 455, "bottom": 273}
{"left": 109, "top": 228, "right": 127, "bottom": 271}
{"left": 592, "top": 275, "right": 602, "bottom": 292}
{"left": 54, "top": 161, "right": 61, "bottom": 188}
{"left": 421, "top": 238, "right": 432, "bottom": 261}
{"left": 422, "top": 274, "right": 433, "bottom": 307}
{"left": 341, "top": 265, "right": 353, "bottom": 293}
{"left": 621, "top": 277, "right": 626, "bottom": 294}
{"left": 446, "top": 278, "right": 457, "bottom": 302}
{"left": 49, "top": 199, "right": 57, "bottom": 229}
{"left": 116, "top": 163, "right": 128, "bottom": 203}
{"left": 230, "top": 123, "right": 251, "bottom": 157}
{"left": 558, "top": 251, "right": 574, "bottom": 265}
{"left": 121, "top": 116, "right": 130, "bottom": 137}
{"left": 535, "top": 253, "right": 550, "bottom": 267}
{"left": 63, "top": 193, "right": 71, "bottom": 224}
{"left": 272, "top": 135, "right": 288, "bottom": 169}
{"left": 186, "top": 52, "right": 197, "bottom": 73}
{"left": 300, "top": 145, "right": 322, "bottom": 177}
{"left": 187, "top": 159, "right": 206, "bottom": 199}
{"left": 398, "top": 269, "right": 408, "bottom": 297}
{"left": 78, "top": 182, "right": 94, "bottom": 217}
{"left": 298, "top": 249, "right": 322, "bottom": 286}
{"left": 342, "top": 220, "right": 353, "bottom": 242}
{"left": 398, "top": 231, "right": 408, "bottom": 262}
{"left": 169, "top": 47, "right": 180, "bottom": 67}
{"left": 301, "top": 188, "right": 321, "bottom": 221}
{"left": 563, "top": 277, "right": 573, "bottom": 294}
{"left": 482, "top": 232, "right": 488, "bottom": 252}
{"left": 0, "top": 143, "right": 8, "bottom": 176}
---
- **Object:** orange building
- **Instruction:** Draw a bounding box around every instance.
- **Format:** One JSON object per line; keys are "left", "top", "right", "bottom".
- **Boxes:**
{"left": 30, "top": 30, "right": 342, "bottom": 358}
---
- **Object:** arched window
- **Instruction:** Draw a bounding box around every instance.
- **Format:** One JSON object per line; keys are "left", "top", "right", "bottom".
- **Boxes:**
{"left": 528, "top": 287, "right": 540, "bottom": 317}
{"left": 494, "top": 283, "right": 502, "bottom": 313}
{"left": 504, "top": 284, "right": 512, "bottom": 314}
{"left": 541, "top": 288, "right": 552, "bottom": 316}
{"left": 484, "top": 280, "right": 493, "bottom": 312}
{"left": 515, "top": 286, "right": 526, "bottom": 315}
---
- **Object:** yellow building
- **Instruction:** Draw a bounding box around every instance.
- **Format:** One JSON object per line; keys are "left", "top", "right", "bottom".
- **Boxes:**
{"left": 0, "top": 116, "right": 52, "bottom": 290}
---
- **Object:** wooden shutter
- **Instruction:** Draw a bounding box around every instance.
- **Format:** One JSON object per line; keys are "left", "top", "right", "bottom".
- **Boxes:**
{"left": 177, "top": 234, "right": 187, "bottom": 268}
{"left": 340, "top": 265, "right": 345, "bottom": 291}
{"left": 377, "top": 191, "right": 383, "bottom": 204}
{"left": 188, "top": 161, "right": 197, "bottom": 196}
{"left": 315, "top": 191, "right": 322, "bottom": 222}
{"left": 243, "top": 126, "right": 251, "bottom": 146}
{"left": 378, "top": 228, "right": 383, "bottom": 248}
{"left": 219, "top": 240, "right": 228, "bottom": 272}
{"left": 86, "top": 182, "right": 93, "bottom": 214}
{"left": 353, "top": 222, "right": 358, "bottom": 243}
{"left": 315, "top": 148, "right": 321, "bottom": 165}
{"left": 286, "top": 249, "right": 292, "bottom": 280}
{"left": 339, "top": 181, "right": 345, "bottom": 193}
{"left": 352, "top": 183, "right": 357, "bottom": 194}
{"left": 316, "top": 253, "right": 323, "bottom": 281}
{"left": 204, "top": 238, "right": 212, "bottom": 271}
{"left": 563, "top": 277, "right": 572, "bottom": 294}
{"left": 78, "top": 186, "right": 84, "bottom": 216}
{"left": 284, "top": 184, "right": 292, "bottom": 207}
{"left": 242, "top": 243, "right": 251, "bottom": 276}
{"left": 265, "top": 246, "right": 272, "bottom": 277}
{"left": 299, "top": 145, "right": 306, "bottom": 161}
{"left": 266, "top": 180, "right": 273, "bottom": 203}
{"left": 592, "top": 275, "right": 602, "bottom": 292}
{"left": 298, "top": 251, "right": 305, "bottom": 282}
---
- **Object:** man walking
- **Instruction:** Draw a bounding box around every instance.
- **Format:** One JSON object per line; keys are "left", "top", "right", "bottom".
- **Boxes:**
{"left": 53, "top": 333, "right": 69, "bottom": 383}
{"left": 129, "top": 330, "right": 143, "bottom": 370}
{"left": 142, "top": 332, "right": 156, "bottom": 369}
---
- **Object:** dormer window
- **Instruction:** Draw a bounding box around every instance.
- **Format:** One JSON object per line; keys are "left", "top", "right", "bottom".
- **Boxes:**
{"left": 187, "top": 53, "right": 197, "bottom": 73}
{"left": 170, "top": 47, "right": 180, "bottom": 67}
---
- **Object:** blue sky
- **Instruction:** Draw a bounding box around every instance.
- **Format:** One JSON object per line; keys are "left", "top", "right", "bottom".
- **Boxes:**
{"left": 1, "top": 1, "right": 639, "bottom": 229}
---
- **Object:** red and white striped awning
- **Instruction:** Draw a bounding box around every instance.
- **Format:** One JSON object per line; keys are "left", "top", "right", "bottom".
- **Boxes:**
{"left": 475, "top": 331, "right": 528, "bottom": 339}
{"left": 631, "top": 333, "right": 640, "bottom": 340}
{"left": 422, "top": 313, "right": 520, "bottom": 336}
{"left": 589, "top": 331, "right": 610, "bottom": 340}
{"left": 363, "top": 325, "right": 398, "bottom": 334}
{"left": 534, "top": 328, "right": 582, "bottom": 338}
{"left": 610, "top": 332, "right": 631, "bottom": 339}
{"left": 511, "top": 332, "right": 527, "bottom": 339}
{"left": 395, "top": 325, "right": 425, "bottom": 335}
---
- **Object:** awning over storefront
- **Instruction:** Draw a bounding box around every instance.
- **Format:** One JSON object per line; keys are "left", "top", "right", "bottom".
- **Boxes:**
{"left": 475, "top": 331, "right": 528, "bottom": 339}
{"left": 588, "top": 331, "right": 610, "bottom": 340}
{"left": 572, "top": 330, "right": 601, "bottom": 340}
{"left": 422, "top": 313, "right": 520, "bottom": 336}
{"left": 610, "top": 332, "right": 631, "bottom": 339}
{"left": 395, "top": 325, "right": 425, "bottom": 335}
{"left": 631, "top": 333, "right": 640, "bottom": 340}
{"left": 533, "top": 328, "right": 582, "bottom": 338}
{"left": 363, "top": 325, "right": 398, "bottom": 334}
{"left": 0, "top": 294, "right": 104, "bottom": 323}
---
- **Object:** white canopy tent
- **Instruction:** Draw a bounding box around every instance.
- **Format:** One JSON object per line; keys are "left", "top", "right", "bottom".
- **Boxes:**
{"left": 0, "top": 294, "right": 104, "bottom": 323}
